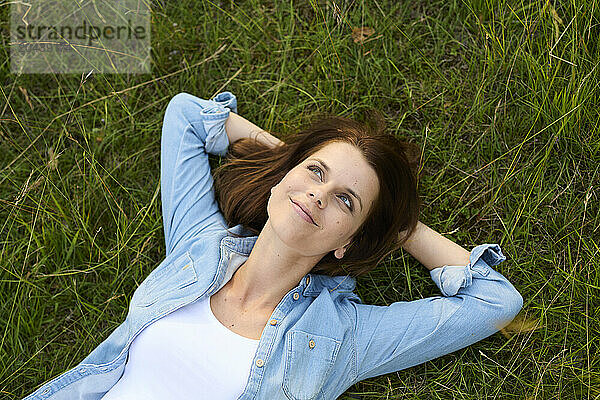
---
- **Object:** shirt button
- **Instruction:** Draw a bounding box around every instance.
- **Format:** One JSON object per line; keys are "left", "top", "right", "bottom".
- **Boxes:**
{"left": 293, "top": 292, "right": 300, "bottom": 300}
{"left": 305, "top": 276, "right": 310, "bottom": 285}
{"left": 256, "top": 358, "right": 264, "bottom": 367}
{"left": 269, "top": 319, "right": 277, "bottom": 325}
{"left": 309, "top": 339, "right": 316, "bottom": 349}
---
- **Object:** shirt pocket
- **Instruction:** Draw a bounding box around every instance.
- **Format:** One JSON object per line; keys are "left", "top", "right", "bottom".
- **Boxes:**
{"left": 131, "top": 251, "right": 197, "bottom": 307}
{"left": 282, "top": 329, "right": 341, "bottom": 400}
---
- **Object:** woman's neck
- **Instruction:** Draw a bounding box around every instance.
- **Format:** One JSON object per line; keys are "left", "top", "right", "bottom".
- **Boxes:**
{"left": 223, "top": 219, "right": 323, "bottom": 311}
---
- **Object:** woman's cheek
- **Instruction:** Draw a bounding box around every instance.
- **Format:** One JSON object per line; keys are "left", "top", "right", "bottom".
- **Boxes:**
{"left": 335, "top": 220, "right": 351, "bottom": 238}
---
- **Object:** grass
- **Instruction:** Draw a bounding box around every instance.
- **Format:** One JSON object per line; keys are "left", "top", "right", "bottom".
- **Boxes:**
{"left": 1, "top": 0, "right": 599, "bottom": 398}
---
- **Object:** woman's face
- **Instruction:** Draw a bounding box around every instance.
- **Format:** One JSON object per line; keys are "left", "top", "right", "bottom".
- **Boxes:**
{"left": 267, "top": 141, "right": 380, "bottom": 258}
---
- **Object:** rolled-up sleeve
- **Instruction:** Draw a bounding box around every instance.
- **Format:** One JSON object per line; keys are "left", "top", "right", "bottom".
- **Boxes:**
{"left": 351, "top": 243, "right": 523, "bottom": 383}
{"left": 161, "top": 92, "right": 237, "bottom": 255}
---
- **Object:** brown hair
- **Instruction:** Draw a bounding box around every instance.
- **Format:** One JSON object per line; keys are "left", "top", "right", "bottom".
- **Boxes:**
{"left": 212, "top": 109, "right": 420, "bottom": 278}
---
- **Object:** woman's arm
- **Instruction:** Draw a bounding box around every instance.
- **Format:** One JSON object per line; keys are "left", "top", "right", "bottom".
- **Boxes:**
{"left": 401, "top": 221, "right": 471, "bottom": 271}
{"left": 350, "top": 243, "right": 522, "bottom": 383}
{"left": 224, "top": 111, "right": 284, "bottom": 149}
{"left": 161, "top": 93, "right": 235, "bottom": 254}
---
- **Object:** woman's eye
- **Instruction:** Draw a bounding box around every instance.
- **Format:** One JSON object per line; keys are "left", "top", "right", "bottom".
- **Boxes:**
{"left": 308, "top": 165, "right": 323, "bottom": 180}
{"left": 308, "top": 165, "right": 353, "bottom": 211}
{"left": 338, "top": 194, "right": 352, "bottom": 210}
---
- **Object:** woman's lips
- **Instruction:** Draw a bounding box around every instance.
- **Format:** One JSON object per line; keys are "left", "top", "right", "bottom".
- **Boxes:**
{"left": 291, "top": 199, "right": 317, "bottom": 226}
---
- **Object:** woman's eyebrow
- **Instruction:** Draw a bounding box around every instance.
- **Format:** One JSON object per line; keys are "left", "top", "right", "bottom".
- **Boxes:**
{"left": 310, "top": 158, "right": 363, "bottom": 211}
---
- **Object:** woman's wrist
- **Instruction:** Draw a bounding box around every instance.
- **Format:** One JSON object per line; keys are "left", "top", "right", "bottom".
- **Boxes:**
{"left": 224, "top": 112, "right": 284, "bottom": 149}
{"left": 255, "top": 130, "right": 285, "bottom": 148}
{"left": 400, "top": 221, "right": 470, "bottom": 271}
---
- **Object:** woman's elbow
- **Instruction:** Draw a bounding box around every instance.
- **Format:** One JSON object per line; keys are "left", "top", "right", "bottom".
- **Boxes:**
{"left": 495, "top": 288, "right": 523, "bottom": 330}
{"left": 165, "top": 92, "right": 193, "bottom": 117}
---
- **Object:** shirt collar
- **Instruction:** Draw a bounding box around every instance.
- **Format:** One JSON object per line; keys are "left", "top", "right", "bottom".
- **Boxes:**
{"left": 219, "top": 227, "right": 357, "bottom": 297}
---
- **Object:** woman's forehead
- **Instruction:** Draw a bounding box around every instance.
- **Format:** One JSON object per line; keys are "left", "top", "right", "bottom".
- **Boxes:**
{"left": 304, "top": 142, "right": 379, "bottom": 210}
{"left": 307, "top": 142, "right": 371, "bottom": 173}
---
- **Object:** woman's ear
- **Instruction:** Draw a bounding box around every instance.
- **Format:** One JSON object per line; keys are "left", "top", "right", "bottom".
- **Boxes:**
{"left": 334, "top": 241, "right": 352, "bottom": 259}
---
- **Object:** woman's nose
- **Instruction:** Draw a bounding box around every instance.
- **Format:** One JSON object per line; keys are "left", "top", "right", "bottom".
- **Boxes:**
{"left": 309, "top": 192, "right": 324, "bottom": 207}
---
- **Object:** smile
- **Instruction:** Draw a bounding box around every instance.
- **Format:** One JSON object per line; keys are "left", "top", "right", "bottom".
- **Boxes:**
{"left": 290, "top": 198, "right": 317, "bottom": 226}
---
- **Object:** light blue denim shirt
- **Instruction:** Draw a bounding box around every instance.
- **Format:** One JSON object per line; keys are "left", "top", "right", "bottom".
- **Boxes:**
{"left": 24, "top": 92, "right": 523, "bottom": 400}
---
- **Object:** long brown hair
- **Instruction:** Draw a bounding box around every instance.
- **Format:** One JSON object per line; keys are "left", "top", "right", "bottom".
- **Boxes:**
{"left": 212, "top": 109, "right": 420, "bottom": 278}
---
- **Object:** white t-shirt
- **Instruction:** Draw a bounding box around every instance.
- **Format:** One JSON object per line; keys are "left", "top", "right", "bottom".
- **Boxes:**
{"left": 101, "top": 295, "right": 259, "bottom": 400}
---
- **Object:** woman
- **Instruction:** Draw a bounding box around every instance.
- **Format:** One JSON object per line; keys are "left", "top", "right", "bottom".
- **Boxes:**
{"left": 24, "top": 91, "right": 523, "bottom": 400}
